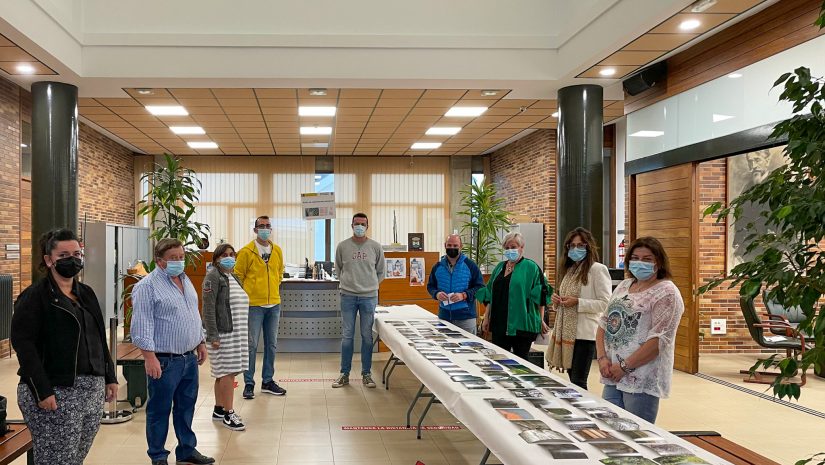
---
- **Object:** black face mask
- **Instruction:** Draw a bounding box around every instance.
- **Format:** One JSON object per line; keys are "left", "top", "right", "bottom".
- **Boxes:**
{"left": 445, "top": 248, "right": 460, "bottom": 259}
{"left": 53, "top": 256, "right": 83, "bottom": 279}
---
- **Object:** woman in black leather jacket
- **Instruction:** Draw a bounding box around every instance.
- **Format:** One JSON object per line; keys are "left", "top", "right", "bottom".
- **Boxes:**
{"left": 11, "top": 229, "right": 118, "bottom": 465}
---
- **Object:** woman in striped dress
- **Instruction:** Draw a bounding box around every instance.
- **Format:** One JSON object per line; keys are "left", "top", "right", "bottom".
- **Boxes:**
{"left": 202, "top": 243, "right": 250, "bottom": 431}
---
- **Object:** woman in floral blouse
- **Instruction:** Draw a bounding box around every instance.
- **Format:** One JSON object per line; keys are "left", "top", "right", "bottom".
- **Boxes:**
{"left": 595, "top": 236, "right": 684, "bottom": 424}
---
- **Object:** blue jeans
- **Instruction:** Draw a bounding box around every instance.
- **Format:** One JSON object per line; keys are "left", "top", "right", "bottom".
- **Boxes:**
{"left": 445, "top": 317, "right": 477, "bottom": 335}
{"left": 602, "top": 384, "right": 660, "bottom": 424}
{"left": 244, "top": 305, "right": 281, "bottom": 386}
{"left": 340, "top": 294, "right": 377, "bottom": 375}
{"left": 146, "top": 353, "right": 199, "bottom": 461}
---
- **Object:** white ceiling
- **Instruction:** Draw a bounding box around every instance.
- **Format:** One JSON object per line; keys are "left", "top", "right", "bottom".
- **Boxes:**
{"left": 0, "top": 0, "right": 696, "bottom": 100}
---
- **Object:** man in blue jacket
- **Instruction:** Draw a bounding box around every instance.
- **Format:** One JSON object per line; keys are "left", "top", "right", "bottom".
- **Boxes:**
{"left": 427, "top": 234, "right": 485, "bottom": 334}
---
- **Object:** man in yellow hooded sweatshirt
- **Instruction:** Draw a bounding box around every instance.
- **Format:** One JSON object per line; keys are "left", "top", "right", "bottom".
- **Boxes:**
{"left": 235, "top": 215, "right": 287, "bottom": 398}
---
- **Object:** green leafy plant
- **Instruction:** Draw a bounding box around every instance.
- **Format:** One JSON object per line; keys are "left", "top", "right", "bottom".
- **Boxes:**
{"left": 700, "top": 4, "right": 825, "bottom": 465}
{"left": 458, "top": 182, "right": 512, "bottom": 269}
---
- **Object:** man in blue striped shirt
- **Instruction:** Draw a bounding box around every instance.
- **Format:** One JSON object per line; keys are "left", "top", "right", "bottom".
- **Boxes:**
{"left": 131, "top": 238, "right": 213, "bottom": 465}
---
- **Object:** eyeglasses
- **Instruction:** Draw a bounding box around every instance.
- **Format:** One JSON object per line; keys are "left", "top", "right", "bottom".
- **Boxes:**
{"left": 567, "top": 244, "right": 587, "bottom": 250}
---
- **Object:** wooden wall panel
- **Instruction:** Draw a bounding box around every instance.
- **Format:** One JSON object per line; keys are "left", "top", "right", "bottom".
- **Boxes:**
{"left": 625, "top": 0, "right": 825, "bottom": 114}
{"left": 633, "top": 163, "right": 699, "bottom": 373}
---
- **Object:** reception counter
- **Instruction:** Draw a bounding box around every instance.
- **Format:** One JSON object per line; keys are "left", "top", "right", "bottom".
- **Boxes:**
{"left": 275, "top": 279, "right": 342, "bottom": 352}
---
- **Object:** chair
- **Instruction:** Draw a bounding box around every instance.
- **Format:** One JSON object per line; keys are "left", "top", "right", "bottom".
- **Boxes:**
{"left": 762, "top": 290, "right": 809, "bottom": 338}
{"left": 739, "top": 295, "right": 810, "bottom": 386}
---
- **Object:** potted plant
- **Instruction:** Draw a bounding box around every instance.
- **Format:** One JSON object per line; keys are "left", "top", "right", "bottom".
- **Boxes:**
{"left": 457, "top": 181, "right": 512, "bottom": 271}
{"left": 123, "top": 153, "right": 210, "bottom": 336}
{"left": 700, "top": 4, "right": 825, "bottom": 464}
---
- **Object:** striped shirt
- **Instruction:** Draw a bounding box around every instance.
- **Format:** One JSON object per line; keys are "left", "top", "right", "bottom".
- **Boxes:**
{"left": 131, "top": 268, "right": 204, "bottom": 354}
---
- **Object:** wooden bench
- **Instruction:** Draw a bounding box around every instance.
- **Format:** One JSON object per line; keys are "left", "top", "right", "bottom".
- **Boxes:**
{"left": 672, "top": 431, "right": 781, "bottom": 465}
{"left": 116, "top": 342, "right": 147, "bottom": 408}
{"left": 0, "top": 424, "right": 32, "bottom": 465}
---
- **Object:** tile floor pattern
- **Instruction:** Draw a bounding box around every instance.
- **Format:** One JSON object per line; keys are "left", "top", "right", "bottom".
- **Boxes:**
{"left": 0, "top": 351, "right": 822, "bottom": 464}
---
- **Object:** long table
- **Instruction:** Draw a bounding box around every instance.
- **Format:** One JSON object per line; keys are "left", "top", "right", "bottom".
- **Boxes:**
{"left": 373, "top": 305, "right": 733, "bottom": 465}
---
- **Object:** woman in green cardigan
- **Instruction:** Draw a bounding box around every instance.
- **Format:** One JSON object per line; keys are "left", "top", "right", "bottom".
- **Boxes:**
{"left": 479, "top": 232, "right": 552, "bottom": 359}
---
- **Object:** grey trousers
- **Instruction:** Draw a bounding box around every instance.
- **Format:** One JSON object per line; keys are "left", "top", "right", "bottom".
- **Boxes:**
{"left": 18, "top": 375, "right": 105, "bottom": 465}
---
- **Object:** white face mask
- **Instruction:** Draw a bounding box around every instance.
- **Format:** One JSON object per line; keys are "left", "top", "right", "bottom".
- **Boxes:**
{"left": 353, "top": 224, "right": 367, "bottom": 237}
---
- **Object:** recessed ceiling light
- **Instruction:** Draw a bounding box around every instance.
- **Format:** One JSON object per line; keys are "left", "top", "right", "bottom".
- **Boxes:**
{"left": 170, "top": 126, "right": 206, "bottom": 135}
{"left": 551, "top": 112, "right": 559, "bottom": 118}
{"left": 298, "top": 106, "right": 337, "bottom": 117}
{"left": 599, "top": 68, "right": 617, "bottom": 77}
{"left": 690, "top": 0, "right": 717, "bottom": 13}
{"left": 679, "top": 19, "right": 702, "bottom": 31}
{"left": 300, "top": 126, "right": 333, "bottom": 135}
{"left": 425, "top": 127, "right": 462, "bottom": 136}
{"left": 480, "top": 90, "right": 499, "bottom": 97}
{"left": 728, "top": 73, "right": 743, "bottom": 79}
{"left": 308, "top": 88, "right": 327, "bottom": 96}
{"left": 20, "top": 143, "right": 28, "bottom": 148}
{"left": 712, "top": 114, "right": 734, "bottom": 123}
{"left": 15, "top": 64, "right": 35, "bottom": 74}
{"left": 411, "top": 142, "right": 442, "bottom": 150}
{"left": 145, "top": 105, "right": 188, "bottom": 116}
{"left": 629, "top": 130, "right": 665, "bottom": 138}
{"left": 188, "top": 141, "right": 219, "bottom": 149}
{"left": 136, "top": 88, "right": 154, "bottom": 95}
{"left": 445, "top": 107, "right": 487, "bottom": 117}
{"left": 302, "top": 143, "right": 329, "bottom": 148}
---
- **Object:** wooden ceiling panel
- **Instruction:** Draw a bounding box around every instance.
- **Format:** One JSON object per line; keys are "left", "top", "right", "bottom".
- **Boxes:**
{"left": 0, "top": 61, "right": 55, "bottom": 75}
{"left": 79, "top": 98, "right": 101, "bottom": 107}
{"left": 168, "top": 88, "right": 214, "bottom": 99}
{"left": 508, "top": 115, "right": 546, "bottom": 123}
{"left": 131, "top": 121, "right": 167, "bottom": 129}
{"left": 188, "top": 107, "right": 226, "bottom": 115}
{"left": 600, "top": 50, "right": 666, "bottom": 66}
{"left": 258, "top": 99, "right": 298, "bottom": 108}
{"left": 224, "top": 107, "right": 262, "bottom": 115}
{"left": 260, "top": 107, "right": 298, "bottom": 115}
{"left": 650, "top": 13, "right": 735, "bottom": 34}
{"left": 493, "top": 99, "right": 538, "bottom": 108}
{"left": 416, "top": 99, "right": 458, "bottom": 108}
{"left": 110, "top": 106, "right": 151, "bottom": 116}
{"left": 0, "top": 35, "right": 14, "bottom": 47}
{"left": 125, "top": 89, "right": 173, "bottom": 99}
{"left": 254, "top": 89, "right": 297, "bottom": 98}
{"left": 337, "top": 107, "right": 373, "bottom": 116}
{"left": 339, "top": 89, "right": 381, "bottom": 98}
{"left": 134, "top": 97, "right": 179, "bottom": 106}
{"left": 578, "top": 65, "right": 639, "bottom": 79}
{"left": 212, "top": 88, "right": 256, "bottom": 99}
{"left": 422, "top": 89, "right": 467, "bottom": 99}
{"left": 682, "top": 0, "right": 762, "bottom": 14}
{"left": 529, "top": 100, "right": 557, "bottom": 109}
{"left": 339, "top": 98, "right": 378, "bottom": 108}
{"left": 96, "top": 98, "right": 142, "bottom": 107}
{"left": 370, "top": 107, "right": 409, "bottom": 116}
{"left": 376, "top": 98, "right": 418, "bottom": 108}
{"left": 380, "top": 89, "right": 425, "bottom": 99}
{"left": 295, "top": 98, "right": 337, "bottom": 106}
{"left": 297, "top": 89, "right": 340, "bottom": 99}
{"left": 176, "top": 98, "right": 221, "bottom": 107}
{"left": 485, "top": 107, "right": 520, "bottom": 116}
{"left": 623, "top": 33, "right": 697, "bottom": 51}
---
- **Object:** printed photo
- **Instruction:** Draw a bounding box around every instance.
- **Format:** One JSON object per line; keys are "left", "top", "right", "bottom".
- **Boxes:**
{"left": 562, "top": 418, "right": 600, "bottom": 431}
{"left": 570, "top": 428, "right": 622, "bottom": 443}
{"left": 409, "top": 257, "right": 425, "bottom": 286}
{"left": 622, "top": 430, "right": 665, "bottom": 443}
{"left": 594, "top": 442, "right": 643, "bottom": 457}
{"left": 653, "top": 455, "right": 710, "bottom": 464}
{"left": 462, "top": 381, "right": 492, "bottom": 390}
{"left": 486, "top": 398, "right": 519, "bottom": 409}
{"left": 600, "top": 458, "right": 658, "bottom": 465}
{"left": 604, "top": 418, "right": 640, "bottom": 431}
{"left": 645, "top": 444, "right": 693, "bottom": 457}
{"left": 385, "top": 258, "right": 406, "bottom": 278}
{"left": 495, "top": 408, "right": 534, "bottom": 421}
{"left": 548, "top": 388, "right": 583, "bottom": 399}
{"left": 510, "top": 419, "right": 552, "bottom": 430}
{"left": 544, "top": 443, "right": 589, "bottom": 460}
{"left": 509, "top": 388, "right": 544, "bottom": 399}
{"left": 581, "top": 407, "right": 619, "bottom": 419}
{"left": 545, "top": 408, "right": 575, "bottom": 419}
{"left": 519, "top": 429, "right": 571, "bottom": 444}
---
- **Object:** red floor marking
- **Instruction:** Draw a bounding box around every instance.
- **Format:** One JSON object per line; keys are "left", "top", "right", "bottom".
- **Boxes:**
{"left": 341, "top": 425, "right": 462, "bottom": 431}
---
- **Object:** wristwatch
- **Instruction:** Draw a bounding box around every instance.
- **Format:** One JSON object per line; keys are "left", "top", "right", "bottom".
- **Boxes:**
{"left": 617, "top": 355, "right": 635, "bottom": 373}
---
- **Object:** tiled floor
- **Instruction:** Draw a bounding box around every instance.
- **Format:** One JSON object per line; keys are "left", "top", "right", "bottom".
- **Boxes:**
{"left": 1, "top": 351, "right": 822, "bottom": 464}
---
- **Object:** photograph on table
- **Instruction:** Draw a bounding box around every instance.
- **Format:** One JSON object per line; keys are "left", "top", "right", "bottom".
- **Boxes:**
{"left": 442, "top": 368, "right": 469, "bottom": 375}
{"left": 544, "top": 443, "right": 589, "bottom": 460}
{"left": 486, "top": 398, "right": 519, "bottom": 409}
{"left": 545, "top": 408, "right": 575, "bottom": 419}
{"left": 568, "top": 399, "right": 598, "bottom": 408}
{"left": 594, "top": 442, "right": 643, "bottom": 457}
{"left": 526, "top": 398, "right": 558, "bottom": 410}
{"left": 480, "top": 365, "right": 505, "bottom": 372}
{"left": 562, "top": 418, "right": 600, "bottom": 430}
{"left": 520, "top": 428, "right": 572, "bottom": 444}
{"left": 495, "top": 408, "right": 534, "bottom": 420}
{"left": 645, "top": 443, "right": 693, "bottom": 457}
{"left": 518, "top": 375, "right": 564, "bottom": 388}
{"left": 385, "top": 258, "right": 406, "bottom": 278}
{"left": 510, "top": 419, "right": 552, "bottom": 430}
{"left": 571, "top": 428, "right": 623, "bottom": 443}
{"left": 508, "top": 366, "right": 536, "bottom": 375}
{"left": 654, "top": 455, "right": 710, "bottom": 464}
{"left": 459, "top": 341, "right": 485, "bottom": 347}
{"left": 486, "top": 374, "right": 516, "bottom": 382}
{"left": 581, "top": 407, "right": 620, "bottom": 419}
{"left": 601, "top": 458, "right": 658, "bottom": 465}
{"left": 496, "top": 380, "right": 525, "bottom": 389}
{"left": 463, "top": 381, "right": 492, "bottom": 389}
{"left": 604, "top": 418, "right": 641, "bottom": 431}
{"left": 548, "top": 388, "right": 583, "bottom": 399}
{"left": 470, "top": 359, "right": 497, "bottom": 367}
{"left": 478, "top": 348, "right": 498, "bottom": 356}
{"left": 622, "top": 430, "right": 665, "bottom": 443}
{"left": 487, "top": 353, "right": 510, "bottom": 360}
{"left": 441, "top": 342, "right": 461, "bottom": 349}
{"left": 450, "top": 375, "right": 484, "bottom": 382}
{"left": 509, "top": 388, "right": 543, "bottom": 399}
{"left": 449, "top": 348, "right": 476, "bottom": 354}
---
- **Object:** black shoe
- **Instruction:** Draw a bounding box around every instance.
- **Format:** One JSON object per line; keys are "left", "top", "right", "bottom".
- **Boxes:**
{"left": 243, "top": 384, "right": 255, "bottom": 399}
{"left": 212, "top": 406, "right": 226, "bottom": 421}
{"left": 176, "top": 450, "right": 215, "bottom": 464}
{"left": 261, "top": 381, "right": 286, "bottom": 396}
{"left": 222, "top": 410, "right": 246, "bottom": 431}
{"left": 151, "top": 460, "right": 168, "bottom": 465}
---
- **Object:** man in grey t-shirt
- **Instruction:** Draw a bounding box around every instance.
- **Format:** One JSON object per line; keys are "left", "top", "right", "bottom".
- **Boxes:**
{"left": 332, "top": 212, "right": 386, "bottom": 388}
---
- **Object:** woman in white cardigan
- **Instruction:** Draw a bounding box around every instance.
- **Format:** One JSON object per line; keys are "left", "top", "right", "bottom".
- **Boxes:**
{"left": 546, "top": 227, "right": 612, "bottom": 390}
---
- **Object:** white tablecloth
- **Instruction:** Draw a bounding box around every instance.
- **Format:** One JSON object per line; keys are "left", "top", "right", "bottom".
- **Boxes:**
{"left": 374, "top": 305, "right": 733, "bottom": 465}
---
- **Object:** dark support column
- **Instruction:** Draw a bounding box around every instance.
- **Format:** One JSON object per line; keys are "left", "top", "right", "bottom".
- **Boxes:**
{"left": 31, "top": 82, "right": 79, "bottom": 281}
{"left": 556, "top": 84, "right": 604, "bottom": 257}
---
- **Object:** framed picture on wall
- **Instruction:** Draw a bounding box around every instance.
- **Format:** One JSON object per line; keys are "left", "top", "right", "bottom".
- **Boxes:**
{"left": 386, "top": 258, "right": 406, "bottom": 279}
{"left": 726, "top": 146, "right": 787, "bottom": 273}
{"left": 408, "top": 233, "right": 425, "bottom": 251}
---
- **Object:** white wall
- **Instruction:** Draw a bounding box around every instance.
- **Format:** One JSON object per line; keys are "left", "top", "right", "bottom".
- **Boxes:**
{"left": 626, "top": 34, "right": 825, "bottom": 161}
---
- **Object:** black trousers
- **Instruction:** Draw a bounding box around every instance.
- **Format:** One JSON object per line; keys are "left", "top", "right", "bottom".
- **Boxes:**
{"left": 567, "top": 339, "right": 596, "bottom": 390}
{"left": 491, "top": 332, "right": 535, "bottom": 360}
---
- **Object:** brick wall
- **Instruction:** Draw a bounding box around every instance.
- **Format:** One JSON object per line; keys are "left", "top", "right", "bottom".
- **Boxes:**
{"left": 0, "top": 79, "right": 21, "bottom": 297}
{"left": 697, "top": 159, "right": 767, "bottom": 353}
{"left": 489, "top": 129, "right": 557, "bottom": 281}
{"left": 78, "top": 121, "right": 135, "bottom": 225}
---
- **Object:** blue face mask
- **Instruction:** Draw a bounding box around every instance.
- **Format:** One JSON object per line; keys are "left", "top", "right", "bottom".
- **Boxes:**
{"left": 219, "top": 256, "right": 236, "bottom": 270}
{"left": 353, "top": 225, "right": 367, "bottom": 238}
{"left": 163, "top": 260, "right": 185, "bottom": 277}
{"left": 256, "top": 229, "right": 271, "bottom": 241}
{"left": 568, "top": 247, "right": 587, "bottom": 262}
{"left": 503, "top": 248, "right": 520, "bottom": 262}
{"left": 629, "top": 260, "right": 656, "bottom": 281}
